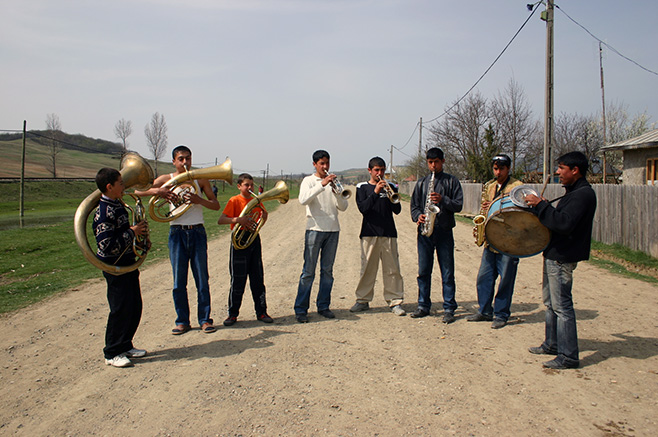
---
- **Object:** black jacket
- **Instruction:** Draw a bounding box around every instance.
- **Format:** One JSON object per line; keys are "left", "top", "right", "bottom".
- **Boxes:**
{"left": 533, "top": 177, "right": 597, "bottom": 263}
{"left": 356, "top": 181, "right": 401, "bottom": 238}
{"left": 410, "top": 171, "right": 463, "bottom": 232}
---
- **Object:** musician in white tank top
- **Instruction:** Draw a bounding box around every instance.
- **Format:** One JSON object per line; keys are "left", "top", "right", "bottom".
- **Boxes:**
{"left": 170, "top": 179, "right": 204, "bottom": 226}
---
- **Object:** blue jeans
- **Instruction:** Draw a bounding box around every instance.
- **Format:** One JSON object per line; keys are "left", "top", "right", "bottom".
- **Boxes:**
{"left": 294, "top": 230, "right": 339, "bottom": 315}
{"left": 169, "top": 226, "right": 212, "bottom": 326}
{"left": 475, "top": 247, "right": 519, "bottom": 321}
{"left": 542, "top": 258, "right": 579, "bottom": 366}
{"left": 416, "top": 227, "right": 457, "bottom": 314}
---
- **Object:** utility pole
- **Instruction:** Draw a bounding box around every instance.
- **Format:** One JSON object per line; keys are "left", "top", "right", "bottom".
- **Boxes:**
{"left": 417, "top": 117, "right": 422, "bottom": 181}
{"left": 599, "top": 42, "right": 607, "bottom": 184}
{"left": 542, "top": 0, "right": 554, "bottom": 186}
{"left": 20, "top": 120, "right": 27, "bottom": 228}
{"left": 389, "top": 145, "right": 394, "bottom": 180}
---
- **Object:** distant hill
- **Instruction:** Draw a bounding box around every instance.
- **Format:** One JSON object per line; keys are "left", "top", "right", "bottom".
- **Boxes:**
{"left": 0, "top": 132, "right": 175, "bottom": 178}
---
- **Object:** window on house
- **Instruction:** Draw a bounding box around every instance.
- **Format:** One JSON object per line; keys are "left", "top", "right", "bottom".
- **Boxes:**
{"left": 647, "top": 158, "right": 658, "bottom": 185}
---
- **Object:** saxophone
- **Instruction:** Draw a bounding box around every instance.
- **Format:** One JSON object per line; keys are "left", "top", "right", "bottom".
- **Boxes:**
{"left": 420, "top": 172, "right": 440, "bottom": 237}
{"left": 472, "top": 181, "right": 488, "bottom": 246}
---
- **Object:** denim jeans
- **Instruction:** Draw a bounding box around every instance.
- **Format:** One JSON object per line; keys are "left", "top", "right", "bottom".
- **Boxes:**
{"left": 294, "top": 230, "right": 339, "bottom": 315}
{"left": 416, "top": 227, "right": 457, "bottom": 313}
{"left": 542, "top": 258, "right": 579, "bottom": 365}
{"left": 169, "top": 226, "right": 212, "bottom": 326}
{"left": 475, "top": 247, "right": 519, "bottom": 321}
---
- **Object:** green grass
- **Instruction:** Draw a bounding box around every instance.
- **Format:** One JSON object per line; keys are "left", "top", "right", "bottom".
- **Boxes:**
{"left": 0, "top": 180, "right": 299, "bottom": 314}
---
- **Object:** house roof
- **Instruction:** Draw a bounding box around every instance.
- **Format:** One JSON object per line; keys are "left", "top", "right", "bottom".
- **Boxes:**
{"left": 600, "top": 128, "right": 658, "bottom": 151}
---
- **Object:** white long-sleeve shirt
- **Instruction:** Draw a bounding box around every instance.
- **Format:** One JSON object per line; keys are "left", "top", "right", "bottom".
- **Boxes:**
{"left": 298, "top": 174, "right": 348, "bottom": 232}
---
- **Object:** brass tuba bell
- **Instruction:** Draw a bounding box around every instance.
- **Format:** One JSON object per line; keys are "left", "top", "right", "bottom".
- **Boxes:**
{"left": 231, "top": 180, "right": 289, "bottom": 250}
{"left": 148, "top": 158, "right": 233, "bottom": 222}
{"left": 73, "top": 152, "right": 154, "bottom": 275}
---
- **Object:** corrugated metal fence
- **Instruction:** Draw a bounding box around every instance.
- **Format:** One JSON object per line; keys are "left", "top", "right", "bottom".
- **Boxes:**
{"left": 399, "top": 181, "right": 658, "bottom": 258}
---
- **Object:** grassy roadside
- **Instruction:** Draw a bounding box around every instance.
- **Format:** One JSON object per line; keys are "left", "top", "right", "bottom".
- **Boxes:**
{"left": 0, "top": 181, "right": 299, "bottom": 314}
{"left": 455, "top": 214, "right": 658, "bottom": 284}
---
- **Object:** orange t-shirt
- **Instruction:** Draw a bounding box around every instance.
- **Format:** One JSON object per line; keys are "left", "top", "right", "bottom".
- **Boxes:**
{"left": 223, "top": 195, "right": 266, "bottom": 229}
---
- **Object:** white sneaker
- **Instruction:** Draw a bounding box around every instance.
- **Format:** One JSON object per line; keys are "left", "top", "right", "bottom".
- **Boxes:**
{"left": 391, "top": 305, "right": 406, "bottom": 316}
{"left": 125, "top": 348, "right": 147, "bottom": 358}
{"left": 105, "top": 354, "right": 133, "bottom": 367}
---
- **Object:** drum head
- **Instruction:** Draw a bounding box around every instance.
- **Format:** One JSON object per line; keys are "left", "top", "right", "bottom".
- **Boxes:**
{"left": 509, "top": 185, "right": 539, "bottom": 208}
{"left": 485, "top": 207, "right": 550, "bottom": 257}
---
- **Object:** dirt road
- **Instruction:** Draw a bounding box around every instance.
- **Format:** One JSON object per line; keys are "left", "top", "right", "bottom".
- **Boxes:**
{"left": 1, "top": 196, "right": 656, "bottom": 436}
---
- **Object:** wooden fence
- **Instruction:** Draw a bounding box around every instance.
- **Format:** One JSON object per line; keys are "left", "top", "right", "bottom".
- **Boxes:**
{"left": 399, "top": 181, "right": 658, "bottom": 258}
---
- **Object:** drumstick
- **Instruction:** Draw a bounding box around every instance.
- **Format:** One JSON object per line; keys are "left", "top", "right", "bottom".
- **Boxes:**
{"left": 540, "top": 175, "right": 550, "bottom": 197}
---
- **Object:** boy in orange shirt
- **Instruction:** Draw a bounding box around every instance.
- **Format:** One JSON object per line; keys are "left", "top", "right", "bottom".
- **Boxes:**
{"left": 217, "top": 173, "right": 273, "bottom": 326}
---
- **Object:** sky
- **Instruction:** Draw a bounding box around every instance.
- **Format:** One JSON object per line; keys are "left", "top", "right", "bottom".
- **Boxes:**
{"left": 2, "top": 0, "right": 657, "bottom": 176}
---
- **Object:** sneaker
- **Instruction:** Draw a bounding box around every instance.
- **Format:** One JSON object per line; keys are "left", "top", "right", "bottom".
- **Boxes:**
{"left": 349, "top": 302, "right": 370, "bottom": 312}
{"left": 491, "top": 319, "right": 507, "bottom": 329}
{"left": 391, "top": 305, "right": 406, "bottom": 316}
{"left": 125, "top": 348, "right": 147, "bottom": 358}
{"left": 466, "top": 313, "right": 493, "bottom": 322}
{"left": 257, "top": 313, "right": 274, "bottom": 323}
{"left": 410, "top": 308, "right": 429, "bottom": 318}
{"left": 542, "top": 358, "right": 579, "bottom": 369}
{"left": 528, "top": 346, "right": 558, "bottom": 355}
{"left": 223, "top": 316, "right": 238, "bottom": 327}
{"left": 105, "top": 354, "right": 132, "bottom": 368}
{"left": 296, "top": 314, "right": 309, "bottom": 323}
{"left": 318, "top": 309, "right": 336, "bottom": 319}
{"left": 442, "top": 312, "right": 456, "bottom": 324}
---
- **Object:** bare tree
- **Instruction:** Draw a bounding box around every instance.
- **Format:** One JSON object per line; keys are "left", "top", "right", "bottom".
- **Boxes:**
{"left": 45, "top": 113, "right": 62, "bottom": 177}
{"left": 144, "top": 112, "right": 168, "bottom": 176}
{"left": 428, "top": 91, "right": 490, "bottom": 180}
{"left": 114, "top": 118, "right": 133, "bottom": 153}
{"left": 491, "top": 78, "right": 537, "bottom": 172}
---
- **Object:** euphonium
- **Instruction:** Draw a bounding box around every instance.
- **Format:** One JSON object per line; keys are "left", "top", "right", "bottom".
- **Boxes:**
{"left": 148, "top": 158, "right": 233, "bottom": 222}
{"left": 324, "top": 169, "right": 352, "bottom": 199}
{"left": 74, "top": 152, "right": 154, "bottom": 275}
{"left": 377, "top": 175, "right": 400, "bottom": 204}
{"left": 420, "top": 172, "right": 440, "bottom": 237}
{"left": 231, "top": 180, "right": 289, "bottom": 250}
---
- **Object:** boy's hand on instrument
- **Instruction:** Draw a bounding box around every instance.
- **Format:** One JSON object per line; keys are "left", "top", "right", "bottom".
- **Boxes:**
{"left": 131, "top": 221, "right": 148, "bottom": 236}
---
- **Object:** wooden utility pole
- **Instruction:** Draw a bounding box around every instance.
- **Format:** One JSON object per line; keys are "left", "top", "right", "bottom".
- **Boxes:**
{"left": 600, "top": 42, "right": 608, "bottom": 184}
{"left": 389, "top": 145, "right": 394, "bottom": 180}
{"left": 20, "top": 120, "right": 27, "bottom": 228}
{"left": 417, "top": 117, "right": 422, "bottom": 181}
{"left": 543, "top": 1, "right": 554, "bottom": 185}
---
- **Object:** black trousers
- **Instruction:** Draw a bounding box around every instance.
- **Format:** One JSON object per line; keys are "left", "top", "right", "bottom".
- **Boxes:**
{"left": 228, "top": 236, "right": 267, "bottom": 317}
{"left": 103, "top": 270, "right": 142, "bottom": 359}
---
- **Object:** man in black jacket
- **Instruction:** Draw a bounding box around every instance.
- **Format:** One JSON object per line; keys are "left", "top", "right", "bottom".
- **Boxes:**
{"left": 410, "top": 147, "right": 464, "bottom": 323}
{"left": 525, "top": 151, "right": 597, "bottom": 369}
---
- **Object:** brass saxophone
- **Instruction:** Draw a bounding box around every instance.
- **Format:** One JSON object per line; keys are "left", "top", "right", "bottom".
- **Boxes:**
{"left": 473, "top": 182, "right": 488, "bottom": 246}
{"left": 420, "top": 172, "right": 440, "bottom": 237}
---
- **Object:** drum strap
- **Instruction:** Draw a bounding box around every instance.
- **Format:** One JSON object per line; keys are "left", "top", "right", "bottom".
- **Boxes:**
{"left": 494, "top": 176, "right": 511, "bottom": 200}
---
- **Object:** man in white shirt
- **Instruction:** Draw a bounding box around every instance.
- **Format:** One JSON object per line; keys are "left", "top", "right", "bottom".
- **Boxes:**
{"left": 293, "top": 150, "right": 349, "bottom": 323}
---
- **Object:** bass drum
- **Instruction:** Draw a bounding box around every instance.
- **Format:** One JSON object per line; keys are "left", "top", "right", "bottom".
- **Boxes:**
{"left": 484, "top": 196, "right": 550, "bottom": 258}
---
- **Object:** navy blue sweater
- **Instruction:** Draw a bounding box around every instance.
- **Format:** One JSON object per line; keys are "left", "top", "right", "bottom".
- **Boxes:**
{"left": 93, "top": 196, "right": 136, "bottom": 266}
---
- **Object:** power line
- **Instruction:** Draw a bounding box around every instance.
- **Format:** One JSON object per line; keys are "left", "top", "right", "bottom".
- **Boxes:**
{"left": 555, "top": 4, "right": 658, "bottom": 76}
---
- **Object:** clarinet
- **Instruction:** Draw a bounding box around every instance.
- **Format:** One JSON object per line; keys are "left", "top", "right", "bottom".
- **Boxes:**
{"left": 420, "top": 172, "right": 440, "bottom": 237}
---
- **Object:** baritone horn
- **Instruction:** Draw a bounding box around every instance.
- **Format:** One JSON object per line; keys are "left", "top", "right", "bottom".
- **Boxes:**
{"left": 73, "top": 152, "right": 154, "bottom": 275}
{"left": 231, "top": 180, "right": 289, "bottom": 250}
{"left": 148, "top": 158, "right": 233, "bottom": 222}
{"left": 377, "top": 175, "right": 400, "bottom": 204}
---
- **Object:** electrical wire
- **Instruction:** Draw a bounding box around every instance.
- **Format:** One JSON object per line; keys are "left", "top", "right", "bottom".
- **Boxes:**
{"left": 555, "top": 4, "right": 658, "bottom": 76}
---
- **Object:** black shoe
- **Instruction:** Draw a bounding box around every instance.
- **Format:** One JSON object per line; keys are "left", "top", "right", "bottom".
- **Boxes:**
{"left": 491, "top": 319, "right": 507, "bottom": 329}
{"left": 442, "top": 312, "right": 456, "bottom": 324}
{"left": 296, "top": 314, "right": 308, "bottom": 323}
{"left": 410, "top": 308, "right": 429, "bottom": 318}
{"left": 257, "top": 313, "right": 274, "bottom": 323}
{"left": 528, "top": 346, "right": 558, "bottom": 355}
{"left": 466, "top": 313, "right": 493, "bottom": 322}
{"left": 542, "top": 358, "right": 579, "bottom": 369}
{"left": 318, "top": 309, "right": 336, "bottom": 319}
{"left": 223, "top": 316, "right": 237, "bottom": 327}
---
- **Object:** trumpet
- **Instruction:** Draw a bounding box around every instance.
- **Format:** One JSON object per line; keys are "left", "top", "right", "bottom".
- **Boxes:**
{"left": 231, "top": 181, "right": 289, "bottom": 250}
{"left": 324, "top": 169, "right": 352, "bottom": 199}
{"left": 148, "top": 158, "right": 232, "bottom": 222}
{"left": 377, "top": 175, "right": 400, "bottom": 204}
